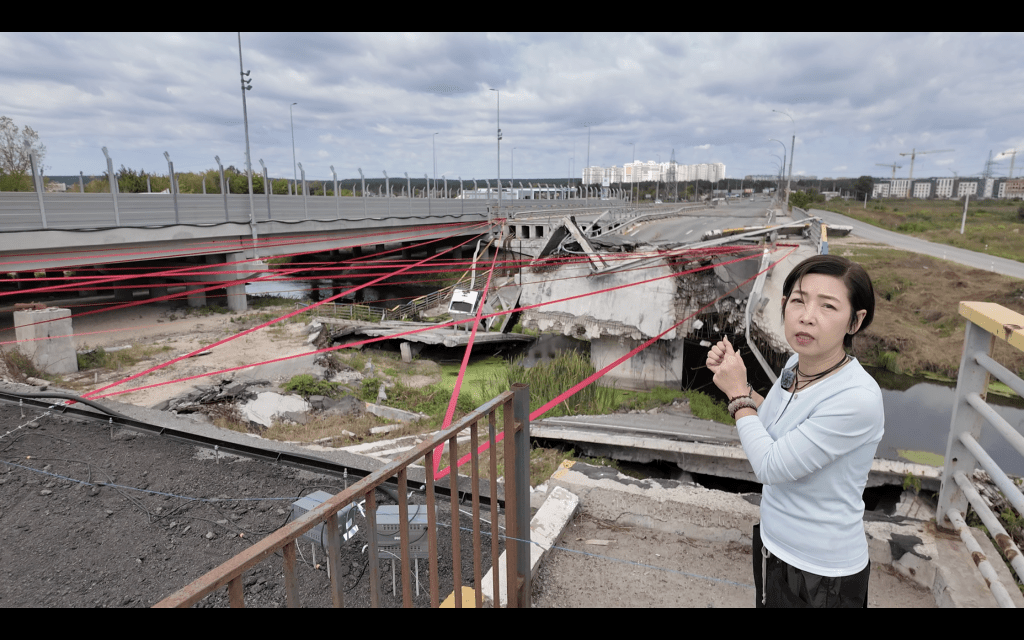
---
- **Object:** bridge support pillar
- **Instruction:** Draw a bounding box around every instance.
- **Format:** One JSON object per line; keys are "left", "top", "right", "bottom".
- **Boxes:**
{"left": 149, "top": 280, "right": 169, "bottom": 301}
{"left": 187, "top": 285, "right": 206, "bottom": 308}
{"left": 401, "top": 242, "right": 411, "bottom": 260}
{"left": 218, "top": 252, "right": 248, "bottom": 313}
{"left": 113, "top": 286, "right": 134, "bottom": 302}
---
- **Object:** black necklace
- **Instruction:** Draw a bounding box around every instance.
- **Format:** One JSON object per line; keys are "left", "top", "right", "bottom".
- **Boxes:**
{"left": 794, "top": 353, "right": 850, "bottom": 390}
{"left": 771, "top": 353, "right": 851, "bottom": 428}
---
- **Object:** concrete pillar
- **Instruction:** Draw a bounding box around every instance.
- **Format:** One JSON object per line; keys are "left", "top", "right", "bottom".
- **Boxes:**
{"left": 400, "top": 342, "right": 422, "bottom": 363}
{"left": 352, "top": 246, "right": 363, "bottom": 258}
{"left": 13, "top": 307, "right": 78, "bottom": 375}
{"left": 401, "top": 242, "right": 412, "bottom": 260}
{"left": 188, "top": 252, "right": 248, "bottom": 312}
{"left": 187, "top": 285, "right": 207, "bottom": 308}
{"left": 224, "top": 281, "right": 246, "bottom": 312}
{"left": 149, "top": 280, "right": 170, "bottom": 300}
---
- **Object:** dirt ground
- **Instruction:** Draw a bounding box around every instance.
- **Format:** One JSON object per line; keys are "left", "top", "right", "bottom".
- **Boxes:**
{"left": 530, "top": 513, "right": 936, "bottom": 608}
{"left": 828, "top": 235, "right": 1024, "bottom": 378}
{"left": 0, "top": 401, "right": 499, "bottom": 608}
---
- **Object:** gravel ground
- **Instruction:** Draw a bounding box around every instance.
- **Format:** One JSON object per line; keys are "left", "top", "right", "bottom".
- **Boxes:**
{"left": 0, "top": 401, "right": 501, "bottom": 608}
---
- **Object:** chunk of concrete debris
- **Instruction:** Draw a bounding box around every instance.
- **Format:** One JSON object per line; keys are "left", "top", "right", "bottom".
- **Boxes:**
{"left": 240, "top": 392, "right": 312, "bottom": 428}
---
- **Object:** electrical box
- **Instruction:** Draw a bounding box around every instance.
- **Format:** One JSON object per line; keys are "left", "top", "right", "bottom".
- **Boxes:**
{"left": 374, "top": 504, "right": 432, "bottom": 560}
{"left": 290, "top": 490, "right": 358, "bottom": 546}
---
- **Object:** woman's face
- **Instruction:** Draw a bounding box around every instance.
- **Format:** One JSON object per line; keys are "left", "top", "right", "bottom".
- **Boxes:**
{"left": 783, "top": 273, "right": 866, "bottom": 363}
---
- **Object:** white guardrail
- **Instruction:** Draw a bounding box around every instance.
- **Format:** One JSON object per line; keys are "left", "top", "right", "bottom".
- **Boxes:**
{"left": 937, "top": 301, "right": 1024, "bottom": 607}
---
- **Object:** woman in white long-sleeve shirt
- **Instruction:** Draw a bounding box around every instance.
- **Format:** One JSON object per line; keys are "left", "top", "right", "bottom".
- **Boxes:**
{"left": 706, "top": 254, "right": 883, "bottom": 608}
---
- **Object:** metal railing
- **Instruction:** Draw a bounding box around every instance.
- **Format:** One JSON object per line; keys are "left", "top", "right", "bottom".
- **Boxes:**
{"left": 937, "top": 301, "right": 1024, "bottom": 607}
{"left": 0, "top": 191, "right": 629, "bottom": 232}
{"left": 154, "top": 384, "right": 532, "bottom": 608}
{"left": 298, "top": 301, "right": 389, "bottom": 323}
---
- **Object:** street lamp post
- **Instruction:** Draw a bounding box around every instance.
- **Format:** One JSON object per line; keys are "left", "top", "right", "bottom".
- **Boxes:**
{"left": 237, "top": 32, "right": 257, "bottom": 258}
{"left": 490, "top": 88, "right": 501, "bottom": 237}
{"left": 773, "top": 109, "right": 795, "bottom": 209}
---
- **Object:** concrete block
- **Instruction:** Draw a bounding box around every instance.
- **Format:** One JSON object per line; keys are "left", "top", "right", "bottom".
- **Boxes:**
{"left": 364, "top": 402, "right": 426, "bottom": 423}
{"left": 240, "top": 392, "right": 311, "bottom": 428}
{"left": 481, "top": 485, "right": 579, "bottom": 608}
{"left": 13, "top": 307, "right": 78, "bottom": 375}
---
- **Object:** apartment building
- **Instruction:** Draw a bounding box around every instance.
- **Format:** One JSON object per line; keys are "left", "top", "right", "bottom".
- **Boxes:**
{"left": 585, "top": 161, "right": 726, "bottom": 184}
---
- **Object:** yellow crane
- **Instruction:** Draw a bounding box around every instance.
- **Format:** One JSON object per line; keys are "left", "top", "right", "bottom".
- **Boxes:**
{"left": 875, "top": 162, "right": 902, "bottom": 180}
{"left": 898, "top": 148, "right": 954, "bottom": 181}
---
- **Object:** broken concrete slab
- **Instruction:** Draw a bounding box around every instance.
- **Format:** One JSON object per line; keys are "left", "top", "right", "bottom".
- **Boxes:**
{"left": 363, "top": 402, "right": 427, "bottom": 423}
{"left": 322, "top": 395, "right": 364, "bottom": 417}
{"left": 240, "top": 392, "right": 311, "bottom": 428}
{"left": 481, "top": 484, "right": 580, "bottom": 608}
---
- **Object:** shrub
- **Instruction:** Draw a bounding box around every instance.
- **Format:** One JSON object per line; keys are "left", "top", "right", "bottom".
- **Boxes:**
{"left": 283, "top": 373, "right": 340, "bottom": 399}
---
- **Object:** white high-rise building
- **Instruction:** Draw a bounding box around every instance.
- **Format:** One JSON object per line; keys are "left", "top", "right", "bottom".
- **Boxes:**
{"left": 586, "top": 161, "right": 725, "bottom": 184}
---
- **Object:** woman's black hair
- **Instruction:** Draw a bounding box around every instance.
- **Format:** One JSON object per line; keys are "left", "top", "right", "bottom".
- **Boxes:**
{"left": 781, "top": 254, "right": 875, "bottom": 350}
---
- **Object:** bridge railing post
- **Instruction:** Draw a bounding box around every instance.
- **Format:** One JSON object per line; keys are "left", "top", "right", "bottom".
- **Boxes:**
{"left": 102, "top": 146, "right": 120, "bottom": 226}
{"left": 299, "top": 163, "right": 308, "bottom": 220}
{"left": 163, "top": 152, "right": 179, "bottom": 224}
{"left": 27, "top": 143, "right": 46, "bottom": 229}
{"left": 259, "top": 160, "right": 271, "bottom": 220}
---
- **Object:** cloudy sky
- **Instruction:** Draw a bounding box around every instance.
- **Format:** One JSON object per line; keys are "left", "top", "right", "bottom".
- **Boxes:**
{"left": 2, "top": 32, "right": 1022, "bottom": 184}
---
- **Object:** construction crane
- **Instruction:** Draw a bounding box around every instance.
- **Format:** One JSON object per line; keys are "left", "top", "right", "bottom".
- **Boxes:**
{"left": 999, "top": 149, "right": 1021, "bottom": 179}
{"left": 898, "top": 148, "right": 955, "bottom": 181}
{"left": 875, "top": 163, "right": 902, "bottom": 180}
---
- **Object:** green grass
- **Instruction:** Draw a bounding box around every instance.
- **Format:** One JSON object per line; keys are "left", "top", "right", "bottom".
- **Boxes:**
{"left": 282, "top": 373, "right": 342, "bottom": 399}
{"left": 76, "top": 344, "right": 172, "bottom": 372}
{"left": 816, "top": 198, "right": 1024, "bottom": 263}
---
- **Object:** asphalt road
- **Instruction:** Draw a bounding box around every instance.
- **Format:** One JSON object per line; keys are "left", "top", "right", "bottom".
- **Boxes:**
{"left": 624, "top": 199, "right": 1024, "bottom": 281}
{"left": 808, "top": 207, "right": 1024, "bottom": 281}
{"left": 626, "top": 198, "right": 773, "bottom": 244}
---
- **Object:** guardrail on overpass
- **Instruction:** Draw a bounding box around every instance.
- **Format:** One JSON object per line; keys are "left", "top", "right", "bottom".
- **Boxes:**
{"left": 0, "top": 192, "right": 630, "bottom": 232}
{"left": 937, "top": 301, "right": 1024, "bottom": 607}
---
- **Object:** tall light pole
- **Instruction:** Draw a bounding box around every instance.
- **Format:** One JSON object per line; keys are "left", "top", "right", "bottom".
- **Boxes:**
{"left": 773, "top": 109, "right": 795, "bottom": 209}
{"left": 769, "top": 138, "right": 787, "bottom": 206}
{"left": 237, "top": 33, "right": 257, "bottom": 258}
{"left": 289, "top": 102, "right": 298, "bottom": 195}
{"left": 490, "top": 88, "right": 501, "bottom": 236}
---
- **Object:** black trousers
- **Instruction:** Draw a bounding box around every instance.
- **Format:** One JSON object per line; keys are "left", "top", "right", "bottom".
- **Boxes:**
{"left": 752, "top": 523, "right": 870, "bottom": 608}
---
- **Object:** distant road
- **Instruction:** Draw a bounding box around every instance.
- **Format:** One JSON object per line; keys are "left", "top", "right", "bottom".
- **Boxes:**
{"left": 809, "top": 207, "right": 1024, "bottom": 281}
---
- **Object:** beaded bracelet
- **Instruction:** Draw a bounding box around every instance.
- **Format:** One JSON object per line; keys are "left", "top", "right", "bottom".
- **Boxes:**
{"left": 727, "top": 383, "right": 754, "bottom": 403}
{"left": 727, "top": 395, "right": 758, "bottom": 419}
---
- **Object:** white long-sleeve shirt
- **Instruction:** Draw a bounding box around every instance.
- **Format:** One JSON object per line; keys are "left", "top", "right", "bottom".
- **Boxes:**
{"left": 735, "top": 354, "right": 884, "bottom": 576}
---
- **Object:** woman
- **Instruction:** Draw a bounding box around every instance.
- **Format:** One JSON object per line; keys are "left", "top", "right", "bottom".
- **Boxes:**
{"left": 706, "top": 254, "right": 883, "bottom": 608}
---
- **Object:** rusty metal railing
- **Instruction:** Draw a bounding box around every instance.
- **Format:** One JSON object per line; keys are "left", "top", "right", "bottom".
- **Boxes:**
{"left": 154, "top": 384, "right": 532, "bottom": 608}
{"left": 937, "top": 302, "right": 1024, "bottom": 607}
